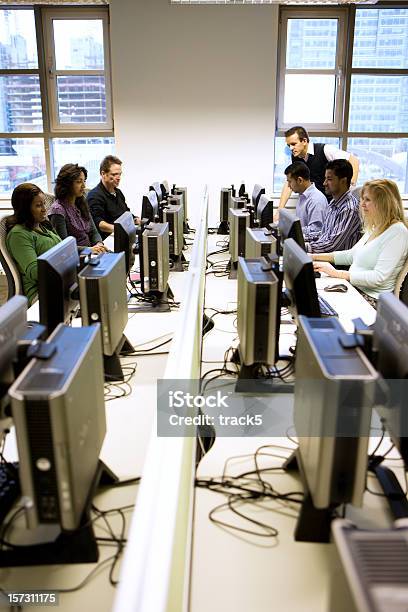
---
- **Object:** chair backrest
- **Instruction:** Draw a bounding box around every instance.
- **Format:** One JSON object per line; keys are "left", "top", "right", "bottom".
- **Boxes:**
{"left": 43, "top": 192, "right": 55, "bottom": 213}
{"left": 0, "top": 215, "right": 23, "bottom": 300}
{"left": 350, "top": 185, "right": 362, "bottom": 200}
{"left": 394, "top": 256, "right": 408, "bottom": 306}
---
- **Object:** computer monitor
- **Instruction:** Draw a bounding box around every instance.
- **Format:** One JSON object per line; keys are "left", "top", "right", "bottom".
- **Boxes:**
{"left": 38, "top": 236, "right": 80, "bottom": 335}
{"left": 282, "top": 238, "right": 320, "bottom": 318}
{"left": 141, "top": 190, "right": 159, "bottom": 222}
{"left": 256, "top": 195, "right": 274, "bottom": 227}
{"left": 252, "top": 184, "right": 265, "bottom": 213}
{"left": 0, "top": 295, "right": 27, "bottom": 403}
{"left": 292, "top": 315, "right": 378, "bottom": 541}
{"left": 373, "top": 293, "right": 408, "bottom": 467}
{"left": 114, "top": 211, "right": 136, "bottom": 274}
{"left": 278, "top": 208, "right": 306, "bottom": 251}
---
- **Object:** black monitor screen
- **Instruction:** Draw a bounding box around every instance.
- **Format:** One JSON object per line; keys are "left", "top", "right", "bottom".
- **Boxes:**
{"left": 279, "top": 209, "right": 306, "bottom": 251}
{"left": 283, "top": 238, "right": 320, "bottom": 319}
{"left": 0, "top": 295, "right": 27, "bottom": 396}
{"left": 38, "top": 236, "right": 80, "bottom": 335}
{"left": 256, "top": 195, "right": 274, "bottom": 227}
{"left": 141, "top": 190, "right": 159, "bottom": 222}
{"left": 374, "top": 293, "right": 408, "bottom": 466}
{"left": 252, "top": 184, "right": 265, "bottom": 212}
{"left": 114, "top": 211, "right": 136, "bottom": 274}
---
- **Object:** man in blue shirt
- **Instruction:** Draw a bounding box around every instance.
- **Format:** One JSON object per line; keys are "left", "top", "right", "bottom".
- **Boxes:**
{"left": 306, "top": 159, "right": 361, "bottom": 253}
{"left": 284, "top": 161, "right": 328, "bottom": 239}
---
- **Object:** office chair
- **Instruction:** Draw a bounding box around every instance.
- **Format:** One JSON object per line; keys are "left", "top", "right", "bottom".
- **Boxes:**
{"left": 0, "top": 215, "right": 23, "bottom": 300}
{"left": 350, "top": 185, "right": 362, "bottom": 200}
{"left": 394, "top": 256, "right": 408, "bottom": 306}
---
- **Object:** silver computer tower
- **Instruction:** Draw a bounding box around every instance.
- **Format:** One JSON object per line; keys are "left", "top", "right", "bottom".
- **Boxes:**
{"left": 245, "top": 227, "right": 277, "bottom": 259}
{"left": 172, "top": 187, "right": 188, "bottom": 225}
{"left": 78, "top": 252, "right": 128, "bottom": 357}
{"left": 294, "top": 316, "right": 378, "bottom": 509}
{"left": 330, "top": 519, "right": 408, "bottom": 612}
{"left": 142, "top": 222, "right": 170, "bottom": 293}
{"left": 10, "top": 324, "right": 105, "bottom": 531}
{"left": 237, "top": 257, "right": 279, "bottom": 366}
{"left": 229, "top": 208, "right": 250, "bottom": 265}
{"left": 163, "top": 203, "right": 183, "bottom": 256}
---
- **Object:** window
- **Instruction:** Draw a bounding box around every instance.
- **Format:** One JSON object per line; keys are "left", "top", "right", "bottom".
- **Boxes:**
{"left": 276, "top": 6, "right": 408, "bottom": 194}
{"left": 0, "top": 7, "right": 114, "bottom": 198}
{"left": 278, "top": 9, "right": 347, "bottom": 132}
{"left": 43, "top": 9, "right": 112, "bottom": 132}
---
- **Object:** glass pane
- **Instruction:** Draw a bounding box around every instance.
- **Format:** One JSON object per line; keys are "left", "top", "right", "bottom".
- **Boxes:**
{"left": 283, "top": 74, "right": 336, "bottom": 124}
{"left": 52, "top": 137, "right": 115, "bottom": 188}
{"left": 349, "top": 75, "right": 408, "bottom": 133}
{"left": 353, "top": 9, "right": 408, "bottom": 69}
{"left": 273, "top": 136, "right": 340, "bottom": 193}
{"left": 0, "top": 9, "right": 38, "bottom": 69}
{"left": 286, "top": 19, "right": 338, "bottom": 69}
{"left": 57, "top": 76, "right": 106, "bottom": 124}
{"left": 348, "top": 138, "right": 408, "bottom": 195}
{"left": 53, "top": 20, "right": 104, "bottom": 70}
{"left": 0, "top": 75, "right": 42, "bottom": 132}
{"left": 0, "top": 138, "right": 46, "bottom": 197}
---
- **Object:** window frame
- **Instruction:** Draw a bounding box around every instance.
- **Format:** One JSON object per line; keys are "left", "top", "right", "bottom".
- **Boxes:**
{"left": 277, "top": 7, "right": 348, "bottom": 134}
{"left": 42, "top": 7, "right": 113, "bottom": 133}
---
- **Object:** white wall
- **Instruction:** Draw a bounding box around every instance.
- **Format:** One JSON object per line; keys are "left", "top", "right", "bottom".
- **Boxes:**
{"left": 109, "top": 0, "right": 279, "bottom": 227}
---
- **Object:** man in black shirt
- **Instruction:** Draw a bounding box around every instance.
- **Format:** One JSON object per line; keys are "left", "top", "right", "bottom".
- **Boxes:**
{"left": 88, "top": 155, "right": 139, "bottom": 240}
{"left": 274, "top": 126, "right": 359, "bottom": 220}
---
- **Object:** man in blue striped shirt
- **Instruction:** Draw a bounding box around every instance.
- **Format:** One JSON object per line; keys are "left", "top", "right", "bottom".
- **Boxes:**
{"left": 306, "top": 159, "right": 362, "bottom": 254}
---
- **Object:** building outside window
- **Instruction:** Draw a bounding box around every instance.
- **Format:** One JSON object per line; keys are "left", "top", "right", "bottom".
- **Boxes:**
{"left": 275, "top": 7, "right": 408, "bottom": 195}
{"left": 0, "top": 7, "right": 114, "bottom": 198}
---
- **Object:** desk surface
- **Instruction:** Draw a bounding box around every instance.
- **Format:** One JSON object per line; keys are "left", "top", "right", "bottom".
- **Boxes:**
{"left": 190, "top": 236, "right": 391, "bottom": 612}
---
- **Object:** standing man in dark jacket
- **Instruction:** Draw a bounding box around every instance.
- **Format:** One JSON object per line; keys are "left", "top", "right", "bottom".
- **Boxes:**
{"left": 275, "top": 126, "right": 359, "bottom": 220}
{"left": 88, "top": 155, "right": 139, "bottom": 240}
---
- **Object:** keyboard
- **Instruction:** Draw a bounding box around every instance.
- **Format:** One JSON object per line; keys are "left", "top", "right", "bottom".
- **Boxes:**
{"left": 0, "top": 461, "right": 20, "bottom": 525}
{"left": 318, "top": 295, "right": 338, "bottom": 318}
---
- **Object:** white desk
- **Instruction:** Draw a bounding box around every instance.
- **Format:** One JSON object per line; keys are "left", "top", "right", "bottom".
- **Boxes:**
{"left": 190, "top": 237, "right": 393, "bottom": 612}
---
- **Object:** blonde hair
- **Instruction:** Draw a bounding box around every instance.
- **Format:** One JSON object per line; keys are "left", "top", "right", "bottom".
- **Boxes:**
{"left": 360, "top": 179, "right": 408, "bottom": 238}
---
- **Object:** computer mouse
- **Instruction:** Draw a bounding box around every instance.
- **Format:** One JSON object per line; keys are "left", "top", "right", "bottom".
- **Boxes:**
{"left": 324, "top": 284, "right": 348, "bottom": 293}
{"left": 314, "top": 271, "right": 321, "bottom": 279}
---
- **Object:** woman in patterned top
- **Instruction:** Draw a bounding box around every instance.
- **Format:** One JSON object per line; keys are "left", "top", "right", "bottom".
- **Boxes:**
{"left": 49, "top": 163, "right": 106, "bottom": 254}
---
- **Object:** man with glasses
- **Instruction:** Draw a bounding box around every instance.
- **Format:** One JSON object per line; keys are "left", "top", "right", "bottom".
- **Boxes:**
{"left": 88, "top": 155, "right": 139, "bottom": 240}
{"left": 274, "top": 126, "right": 359, "bottom": 220}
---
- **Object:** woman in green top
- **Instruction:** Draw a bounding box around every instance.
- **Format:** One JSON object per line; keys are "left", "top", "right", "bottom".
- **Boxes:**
{"left": 6, "top": 183, "right": 61, "bottom": 306}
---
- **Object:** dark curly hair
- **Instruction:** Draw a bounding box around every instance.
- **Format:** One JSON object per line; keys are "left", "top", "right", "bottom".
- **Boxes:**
{"left": 54, "top": 163, "right": 90, "bottom": 220}
{"left": 7, "top": 183, "right": 46, "bottom": 231}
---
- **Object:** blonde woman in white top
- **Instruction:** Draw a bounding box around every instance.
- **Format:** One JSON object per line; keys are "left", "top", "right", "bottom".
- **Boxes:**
{"left": 313, "top": 179, "right": 408, "bottom": 307}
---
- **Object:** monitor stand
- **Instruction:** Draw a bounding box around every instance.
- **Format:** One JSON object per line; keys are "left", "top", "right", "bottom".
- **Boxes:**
{"left": 228, "top": 260, "right": 237, "bottom": 280}
{"left": 104, "top": 334, "right": 135, "bottom": 382}
{"left": 170, "top": 252, "right": 187, "bottom": 272}
{"left": 127, "top": 285, "right": 174, "bottom": 314}
{"left": 0, "top": 461, "right": 118, "bottom": 567}
{"left": 232, "top": 346, "right": 294, "bottom": 394}
{"left": 283, "top": 450, "right": 336, "bottom": 543}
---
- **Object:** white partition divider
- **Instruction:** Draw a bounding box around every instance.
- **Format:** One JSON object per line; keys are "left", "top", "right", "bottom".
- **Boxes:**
{"left": 114, "top": 188, "right": 209, "bottom": 612}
